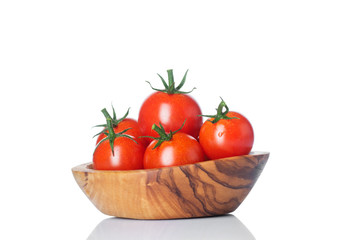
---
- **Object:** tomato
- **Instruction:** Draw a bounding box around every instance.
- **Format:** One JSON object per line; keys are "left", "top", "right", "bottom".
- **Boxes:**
{"left": 93, "top": 135, "right": 145, "bottom": 170}
{"left": 95, "top": 107, "right": 146, "bottom": 147}
{"left": 199, "top": 99, "right": 254, "bottom": 160}
{"left": 93, "top": 108, "right": 145, "bottom": 170}
{"left": 143, "top": 123, "right": 205, "bottom": 169}
{"left": 138, "top": 69, "right": 202, "bottom": 145}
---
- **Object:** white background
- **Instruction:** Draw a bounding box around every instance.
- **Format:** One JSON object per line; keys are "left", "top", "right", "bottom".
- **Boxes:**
{"left": 1, "top": 0, "right": 359, "bottom": 239}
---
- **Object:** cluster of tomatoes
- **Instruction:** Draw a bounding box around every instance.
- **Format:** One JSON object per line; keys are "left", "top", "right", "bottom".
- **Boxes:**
{"left": 92, "top": 69, "right": 254, "bottom": 170}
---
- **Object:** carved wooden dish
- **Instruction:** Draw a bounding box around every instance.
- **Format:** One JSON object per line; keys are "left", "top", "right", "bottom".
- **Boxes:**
{"left": 72, "top": 151, "right": 269, "bottom": 220}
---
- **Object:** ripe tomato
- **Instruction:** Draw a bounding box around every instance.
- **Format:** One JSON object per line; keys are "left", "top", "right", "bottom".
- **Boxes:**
{"left": 199, "top": 99, "right": 254, "bottom": 160}
{"left": 143, "top": 123, "right": 205, "bottom": 169}
{"left": 93, "top": 135, "right": 145, "bottom": 170}
{"left": 95, "top": 107, "right": 146, "bottom": 147}
{"left": 93, "top": 108, "right": 145, "bottom": 170}
{"left": 138, "top": 69, "right": 202, "bottom": 145}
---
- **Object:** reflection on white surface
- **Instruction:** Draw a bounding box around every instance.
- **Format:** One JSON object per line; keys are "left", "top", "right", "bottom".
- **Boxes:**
{"left": 87, "top": 214, "right": 255, "bottom": 240}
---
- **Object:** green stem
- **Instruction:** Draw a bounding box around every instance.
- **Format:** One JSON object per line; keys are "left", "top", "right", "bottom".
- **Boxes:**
{"left": 152, "top": 124, "right": 171, "bottom": 140}
{"left": 199, "top": 98, "right": 238, "bottom": 124}
{"left": 213, "top": 100, "right": 229, "bottom": 123}
{"left": 167, "top": 69, "right": 175, "bottom": 93}
{"left": 101, "top": 109, "right": 115, "bottom": 137}
{"left": 101, "top": 108, "right": 116, "bottom": 154}
{"left": 141, "top": 120, "right": 186, "bottom": 149}
{"left": 146, "top": 69, "right": 196, "bottom": 95}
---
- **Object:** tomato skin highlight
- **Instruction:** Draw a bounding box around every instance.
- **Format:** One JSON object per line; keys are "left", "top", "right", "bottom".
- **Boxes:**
{"left": 144, "top": 132, "right": 205, "bottom": 169}
{"left": 138, "top": 92, "right": 202, "bottom": 145}
{"left": 199, "top": 111, "right": 254, "bottom": 160}
{"left": 96, "top": 118, "right": 146, "bottom": 147}
{"left": 93, "top": 136, "right": 145, "bottom": 170}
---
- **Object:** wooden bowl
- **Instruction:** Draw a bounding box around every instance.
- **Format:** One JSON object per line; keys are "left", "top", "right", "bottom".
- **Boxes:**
{"left": 72, "top": 151, "right": 269, "bottom": 220}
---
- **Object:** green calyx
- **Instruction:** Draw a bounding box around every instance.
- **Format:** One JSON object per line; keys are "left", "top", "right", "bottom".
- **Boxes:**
{"left": 200, "top": 97, "right": 239, "bottom": 124}
{"left": 93, "top": 108, "right": 137, "bottom": 155}
{"left": 93, "top": 105, "right": 130, "bottom": 139}
{"left": 140, "top": 120, "right": 186, "bottom": 149}
{"left": 146, "top": 69, "right": 196, "bottom": 94}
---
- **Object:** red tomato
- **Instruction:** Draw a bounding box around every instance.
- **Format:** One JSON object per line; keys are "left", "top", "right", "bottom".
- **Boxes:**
{"left": 199, "top": 100, "right": 254, "bottom": 160}
{"left": 143, "top": 122, "right": 205, "bottom": 169}
{"left": 139, "top": 92, "right": 202, "bottom": 145}
{"left": 138, "top": 69, "right": 202, "bottom": 145}
{"left": 93, "top": 108, "right": 145, "bottom": 170}
{"left": 93, "top": 136, "right": 145, "bottom": 170}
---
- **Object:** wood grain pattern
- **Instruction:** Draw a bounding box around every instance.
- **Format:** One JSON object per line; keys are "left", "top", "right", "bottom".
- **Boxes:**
{"left": 72, "top": 151, "right": 269, "bottom": 219}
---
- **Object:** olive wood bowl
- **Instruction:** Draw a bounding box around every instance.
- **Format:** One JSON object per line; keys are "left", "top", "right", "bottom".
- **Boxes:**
{"left": 72, "top": 151, "right": 269, "bottom": 220}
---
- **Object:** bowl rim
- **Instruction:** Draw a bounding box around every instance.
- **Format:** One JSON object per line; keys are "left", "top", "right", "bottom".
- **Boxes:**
{"left": 72, "top": 151, "right": 269, "bottom": 174}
